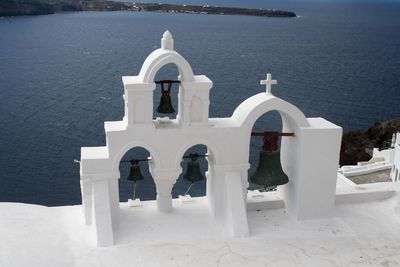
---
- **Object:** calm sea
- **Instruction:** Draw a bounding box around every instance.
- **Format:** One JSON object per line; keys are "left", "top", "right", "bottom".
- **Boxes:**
{"left": 0, "top": 1, "right": 399, "bottom": 206}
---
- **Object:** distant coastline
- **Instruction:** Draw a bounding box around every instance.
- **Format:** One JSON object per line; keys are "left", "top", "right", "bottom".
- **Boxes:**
{"left": 0, "top": 0, "right": 297, "bottom": 18}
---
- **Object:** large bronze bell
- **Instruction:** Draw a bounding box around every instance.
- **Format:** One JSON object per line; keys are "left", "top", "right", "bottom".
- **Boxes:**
{"left": 250, "top": 133, "right": 290, "bottom": 190}
{"left": 127, "top": 160, "right": 144, "bottom": 182}
{"left": 182, "top": 154, "right": 204, "bottom": 183}
{"left": 250, "top": 150, "right": 288, "bottom": 189}
{"left": 156, "top": 82, "right": 175, "bottom": 114}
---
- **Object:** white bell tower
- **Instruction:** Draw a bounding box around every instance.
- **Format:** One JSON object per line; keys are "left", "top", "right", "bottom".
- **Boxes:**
{"left": 122, "top": 31, "right": 212, "bottom": 127}
{"left": 80, "top": 31, "right": 342, "bottom": 247}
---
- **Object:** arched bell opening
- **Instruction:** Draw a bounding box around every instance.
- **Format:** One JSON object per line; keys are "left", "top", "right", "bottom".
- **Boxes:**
{"left": 118, "top": 146, "right": 157, "bottom": 202}
{"left": 172, "top": 144, "right": 209, "bottom": 199}
{"left": 248, "top": 111, "right": 290, "bottom": 192}
{"left": 153, "top": 63, "right": 181, "bottom": 121}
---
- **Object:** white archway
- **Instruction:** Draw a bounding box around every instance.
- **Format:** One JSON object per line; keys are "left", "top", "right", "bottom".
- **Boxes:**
{"left": 111, "top": 141, "right": 162, "bottom": 173}
{"left": 232, "top": 93, "right": 310, "bottom": 131}
{"left": 174, "top": 139, "right": 220, "bottom": 171}
{"left": 138, "top": 50, "right": 195, "bottom": 83}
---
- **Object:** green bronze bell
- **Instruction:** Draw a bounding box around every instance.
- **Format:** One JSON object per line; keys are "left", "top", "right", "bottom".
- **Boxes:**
{"left": 157, "top": 94, "right": 175, "bottom": 114}
{"left": 250, "top": 150, "right": 289, "bottom": 190}
{"left": 127, "top": 160, "right": 144, "bottom": 182}
{"left": 250, "top": 133, "right": 292, "bottom": 190}
{"left": 182, "top": 155, "right": 204, "bottom": 183}
{"left": 156, "top": 82, "right": 175, "bottom": 114}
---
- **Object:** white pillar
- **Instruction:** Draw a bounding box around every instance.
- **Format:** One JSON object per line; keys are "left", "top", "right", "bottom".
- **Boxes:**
{"left": 283, "top": 118, "right": 342, "bottom": 220}
{"left": 80, "top": 180, "right": 92, "bottom": 225}
{"left": 208, "top": 165, "right": 249, "bottom": 237}
{"left": 206, "top": 166, "right": 225, "bottom": 217}
{"left": 208, "top": 164, "right": 249, "bottom": 216}
{"left": 155, "top": 179, "right": 175, "bottom": 212}
{"left": 223, "top": 171, "right": 249, "bottom": 237}
{"left": 205, "top": 170, "right": 214, "bottom": 212}
{"left": 122, "top": 79, "right": 155, "bottom": 125}
{"left": 108, "top": 178, "right": 120, "bottom": 226}
{"left": 92, "top": 179, "right": 114, "bottom": 246}
{"left": 152, "top": 169, "right": 181, "bottom": 212}
{"left": 179, "top": 77, "right": 212, "bottom": 125}
{"left": 239, "top": 167, "right": 250, "bottom": 206}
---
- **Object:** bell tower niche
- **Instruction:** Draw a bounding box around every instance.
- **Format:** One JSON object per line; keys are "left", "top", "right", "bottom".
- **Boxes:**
{"left": 122, "top": 31, "right": 212, "bottom": 127}
{"left": 122, "top": 77, "right": 155, "bottom": 125}
{"left": 178, "top": 76, "right": 212, "bottom": 126}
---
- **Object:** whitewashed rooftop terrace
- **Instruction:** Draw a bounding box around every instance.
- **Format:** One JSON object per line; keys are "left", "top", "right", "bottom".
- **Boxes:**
{"left": 1, "top": 182, "right": 400, "bottom": 267}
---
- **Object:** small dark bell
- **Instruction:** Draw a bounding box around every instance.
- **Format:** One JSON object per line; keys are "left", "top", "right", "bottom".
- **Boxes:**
{"left": 250, "top": 150, "right": 289, "bottom": 189}
{"left": 157, "top": 94, "right": 175, "bottom": 114}
{"left": 182, "top": 157, "right": 204, "bottom": 183}
{"left": 127, "top": 161, "right": 144, "bottom": 182}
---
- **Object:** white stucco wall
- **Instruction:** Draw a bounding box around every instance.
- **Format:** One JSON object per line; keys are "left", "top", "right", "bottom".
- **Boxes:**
{"left": 80, "top": 31, "right": 342, "bottom": 246}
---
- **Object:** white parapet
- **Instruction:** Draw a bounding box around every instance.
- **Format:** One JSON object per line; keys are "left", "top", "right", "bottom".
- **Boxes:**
{"left": 340, "top": 161, "right": 393, "bottom": 177}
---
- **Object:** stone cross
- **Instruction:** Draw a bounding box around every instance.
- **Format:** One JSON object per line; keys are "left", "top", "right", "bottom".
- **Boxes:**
{"left": 260, "top": 73, "right": 277, "bottom": 94}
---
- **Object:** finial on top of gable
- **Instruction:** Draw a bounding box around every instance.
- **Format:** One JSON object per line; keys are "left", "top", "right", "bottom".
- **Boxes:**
{"left": 161, "top": 30, "right": 174, "bottom": 50}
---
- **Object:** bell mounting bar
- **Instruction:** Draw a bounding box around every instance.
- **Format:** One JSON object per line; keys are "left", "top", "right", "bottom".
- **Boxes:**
{"left": 120, "top": 158, "right": 150, "bottom": 163}
{"left": 182, "top": 153, "right": 207, "bottom": 160}
{"left": 155, "top": 80, "right": 181, "bottom": 84}
{"left": 121, "top": 153, "right": 207, "bottom": 163}
{"left": 251, "top": 131, "right": 294, "bottom": 137}
{"left": 251, "top": 131, "right": 294, "bottom": 152}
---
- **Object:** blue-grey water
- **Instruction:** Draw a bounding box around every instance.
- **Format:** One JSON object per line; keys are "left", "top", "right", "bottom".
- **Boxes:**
{"left": 0, "top": 1, "right": 399, "bottom": 206}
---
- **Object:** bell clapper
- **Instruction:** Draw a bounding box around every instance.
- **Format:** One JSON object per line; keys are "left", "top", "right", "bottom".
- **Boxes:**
{"left": 183, "top": 182, "right": 194, "bottom": 197}
{"left": 133, "top": 181, "right": 137, "bottom": 200}
{"left": 128, "top": 181, "right": 142, "bottom": 207}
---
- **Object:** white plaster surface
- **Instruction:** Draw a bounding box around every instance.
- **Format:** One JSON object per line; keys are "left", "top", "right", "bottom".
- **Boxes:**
{"left": 127, "top": 198, "right": 142, "bottom": 207}
{"left": 336, "top": 173, "right": 357, "bottom": 188}
{"left": 80, "top": 31, "right": 342, "bottom": 245}
{"left": 1, "top": 182, "right": 400, "bottom": 267}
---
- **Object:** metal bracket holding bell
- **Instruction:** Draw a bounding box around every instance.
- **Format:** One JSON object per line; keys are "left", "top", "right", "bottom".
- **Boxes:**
{"left": 120, "top": 158, "right": 151, "bottom": 163}
{"left": 156, "top": 80, "right": 180, "bottom": 114}
{"left": 251, "top": 131, "right": 294, "bottom": 152}
{"left": 250, "top": 131, "right": 294, "bottom": 191}
{"left": 182, "top": 152, "right": 207, "bottom": 160}
{"left": 155, "top": 80, "right": 181, "bottom": 85}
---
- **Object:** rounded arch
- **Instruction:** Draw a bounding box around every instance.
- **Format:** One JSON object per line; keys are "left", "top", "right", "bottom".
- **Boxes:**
{"left": 241, "top": 94, "right": 309, "bottom": 192}
{"left": 174, "top": 139, "right": 221, "bottom": 171}
{"left": 111, "top": 141, "right": 162, "bottom": 174}
{"left": 232, "top": 93, "right": 310, "bottom": 133}
{"left": 138, "top": 49, "right": 195, "bottom": 83}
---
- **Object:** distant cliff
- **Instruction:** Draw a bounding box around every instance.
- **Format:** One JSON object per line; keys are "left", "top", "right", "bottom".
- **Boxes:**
{"left": 0, "top": 0, "right": 85, "bottom": 16}
{"left": 0, "top": 0, "right": 296, "bottom": 17}
{"left": 0, "top": 0, "right": 54, "bottom": 16}
{"left": 131, "top": 3, "right": 296, "bottom": 17}
{"left": 340, "top": 118, "right": 400, "bottom": 166}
